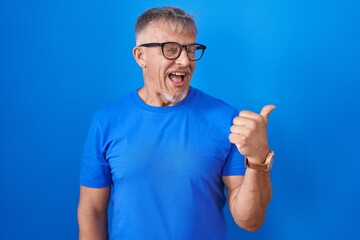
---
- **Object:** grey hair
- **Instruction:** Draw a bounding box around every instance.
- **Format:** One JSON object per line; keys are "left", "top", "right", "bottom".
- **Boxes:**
{"left": 135, "top": 6, "right": 197, "bottom": 39}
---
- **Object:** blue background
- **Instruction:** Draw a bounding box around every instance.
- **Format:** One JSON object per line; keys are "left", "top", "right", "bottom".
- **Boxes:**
{"left": 1, "top": 0, "right": 359, "bottom": 239}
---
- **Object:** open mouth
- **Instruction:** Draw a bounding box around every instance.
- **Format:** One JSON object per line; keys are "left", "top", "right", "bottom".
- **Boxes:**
{"left": 169, "top": 72, "right": 186, "bottom": 86}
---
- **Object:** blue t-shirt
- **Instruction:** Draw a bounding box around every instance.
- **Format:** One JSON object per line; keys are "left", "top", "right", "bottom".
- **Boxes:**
{"left": 80, "top": 87, "right": 246, "bottom": 239}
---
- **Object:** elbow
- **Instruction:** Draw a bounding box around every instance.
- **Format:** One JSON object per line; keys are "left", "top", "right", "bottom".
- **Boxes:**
{"left": 239, "top": 221, "right": 264, "bottom": 232}
{"left": 232, "top": 207, "right": 266, "bottom": 232}
{"left": 235, "top": 217, "right": 264, "bottom": 232}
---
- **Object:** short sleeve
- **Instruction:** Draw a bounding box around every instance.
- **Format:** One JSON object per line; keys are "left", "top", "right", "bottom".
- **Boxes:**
{"left": 79, "top": 116, "right": 112, "bottom": 188}
{"left": 222, "top": 143, "right": 246, "bottom": 176}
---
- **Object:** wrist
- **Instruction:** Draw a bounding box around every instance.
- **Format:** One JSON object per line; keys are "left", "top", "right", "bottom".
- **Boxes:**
{"left": 245, "top": 150, "right": 275, "bottom": 172}
{"left": 246, "top": 147, "right": 270, "bottom": 164}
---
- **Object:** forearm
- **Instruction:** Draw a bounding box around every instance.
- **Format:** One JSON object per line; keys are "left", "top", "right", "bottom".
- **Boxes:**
{"left": 78, "top": 208, "right": 108, "bottom": 240}
{"left": 229, "top": 168, "right": 272, "bottom": 231}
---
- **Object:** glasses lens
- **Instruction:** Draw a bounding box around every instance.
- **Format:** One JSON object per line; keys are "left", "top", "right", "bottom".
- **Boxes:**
{"left": 162, "top": 43, "right": 205, "bottom": 61}
{"left": 163, "top": 43, "right": 181, "bottom": 59}
{"left": 187, "top": 44, "right": 205, "bottom": 61}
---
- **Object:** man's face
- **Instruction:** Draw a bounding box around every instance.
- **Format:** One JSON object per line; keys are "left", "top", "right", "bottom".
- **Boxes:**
{"left": 135, "top": 22, "right": 197, "bottom": 106}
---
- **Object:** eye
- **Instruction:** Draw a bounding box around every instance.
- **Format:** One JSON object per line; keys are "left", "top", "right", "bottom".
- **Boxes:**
{"left": 163, "top": 43, "right": 180, "bottom": 56}
{"left": 187, "top": 46, "right": 197, "bottom": 55}
{"left": 165, "top": 47, "right": 178, "bottom": 54}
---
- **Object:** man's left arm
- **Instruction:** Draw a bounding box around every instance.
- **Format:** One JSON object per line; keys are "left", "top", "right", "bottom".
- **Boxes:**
{"left": 224, "top": 105, "right": 275, "bottom": 231}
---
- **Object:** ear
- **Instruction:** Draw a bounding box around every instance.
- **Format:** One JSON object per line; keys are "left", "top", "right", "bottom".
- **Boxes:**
{"left": 133, "top": 46, "right": 146, "bottom": 68}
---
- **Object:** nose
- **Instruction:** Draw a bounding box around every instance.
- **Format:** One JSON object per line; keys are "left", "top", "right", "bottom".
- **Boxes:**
{"left": 175, "top": 48, "right": 191, "bottom": 66}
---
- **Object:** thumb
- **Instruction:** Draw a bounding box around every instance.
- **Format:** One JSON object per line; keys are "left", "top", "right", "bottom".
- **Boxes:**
{"left": 260, "top": 105, "right": 276, "bottom": 124}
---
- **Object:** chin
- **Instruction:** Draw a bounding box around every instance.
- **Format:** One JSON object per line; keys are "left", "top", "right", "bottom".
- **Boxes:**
{"left": 162, "top": 88, "right": 189, "bottom": 103}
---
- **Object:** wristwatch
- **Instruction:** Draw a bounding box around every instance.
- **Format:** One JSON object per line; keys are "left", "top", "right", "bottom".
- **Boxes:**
{"left": 245, "top": 151, "right": 275, "bottom": 172}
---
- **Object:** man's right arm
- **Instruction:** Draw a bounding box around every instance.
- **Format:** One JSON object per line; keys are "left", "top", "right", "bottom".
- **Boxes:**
{"left": 78, "top": 186, "right": 111, "bottom": 240}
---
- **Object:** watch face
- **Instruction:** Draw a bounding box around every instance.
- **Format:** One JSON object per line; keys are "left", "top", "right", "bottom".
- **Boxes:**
{"left": 269, "top": 152, "right": 275, "bottom": 170}
{"left": 270, "top": 157, "right": 274, "bottom": 169}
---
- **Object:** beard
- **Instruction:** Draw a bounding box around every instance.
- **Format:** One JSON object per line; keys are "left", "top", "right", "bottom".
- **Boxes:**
{"left": 161, "top": 87, "right": 189, "bottom": 104}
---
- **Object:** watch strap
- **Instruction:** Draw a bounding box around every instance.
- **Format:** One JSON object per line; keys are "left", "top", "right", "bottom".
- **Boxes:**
{"left": 245, "top": 151, "right": 274, "bottom": 172}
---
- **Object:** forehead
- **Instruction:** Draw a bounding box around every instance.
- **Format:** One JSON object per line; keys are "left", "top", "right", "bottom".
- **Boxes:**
{"left": 137, "top": 20, "right": 196, "bottom": 43}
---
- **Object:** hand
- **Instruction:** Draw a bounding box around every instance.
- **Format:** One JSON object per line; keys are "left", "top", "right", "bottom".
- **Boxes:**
{"left": 229, "top": 105, "right": 276, "bottom": 164}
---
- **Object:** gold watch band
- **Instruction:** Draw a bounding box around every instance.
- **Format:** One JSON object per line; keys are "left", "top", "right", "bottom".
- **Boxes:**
{"left": 245, "top": 151, "right": 274, "bottom": 172}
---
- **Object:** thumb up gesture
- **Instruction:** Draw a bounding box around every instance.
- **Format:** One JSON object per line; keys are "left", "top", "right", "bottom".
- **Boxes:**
{"left": 229, "top": 105, "right": 276, "bottom": 164}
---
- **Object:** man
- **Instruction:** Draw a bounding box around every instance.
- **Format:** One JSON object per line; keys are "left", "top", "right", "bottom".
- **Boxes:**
{"left": 78, "top": 6, "right": 275, "bottom": 240}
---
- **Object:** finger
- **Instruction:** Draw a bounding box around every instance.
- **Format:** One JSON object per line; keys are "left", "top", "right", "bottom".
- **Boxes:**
{"left": 229, "top": 132, "right": 246, "bottom": 145}
{"left": 230, "top": 125, "right": 252, "bottom": 135}
{"left": 238, "top": 110, "right": 261, "bottom": 120}
{"left": 233, "top": 115, "right": 257, "bottom": 127}
{"left": 260, "top": 105, "right": 276, "bottom": 124}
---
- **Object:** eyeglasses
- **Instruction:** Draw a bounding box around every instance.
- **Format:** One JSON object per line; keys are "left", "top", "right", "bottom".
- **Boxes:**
{"left": 139, "top": 42, "right": 207, "bottom": 61}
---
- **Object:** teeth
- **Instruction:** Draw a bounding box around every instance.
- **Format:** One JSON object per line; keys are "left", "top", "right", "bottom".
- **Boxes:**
{"left": 172, "top": 72, "right": 185, "bottom": 76}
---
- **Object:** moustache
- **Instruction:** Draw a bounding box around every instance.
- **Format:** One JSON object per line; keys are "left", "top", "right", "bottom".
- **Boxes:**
{"left": 167, "top": 67, "right": 192, "bottom": 75}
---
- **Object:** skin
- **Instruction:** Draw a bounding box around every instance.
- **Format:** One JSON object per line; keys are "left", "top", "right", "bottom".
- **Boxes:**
{"left": 78, "top": 186, "right": 110, "bottom": 239}
{"left": 225, "top": 105, "right": 275, "bottom": 231}
{"left": 133, "top": 22, "right": 196, "bottom": 107}
{"left": 78, "top": 20, "right": 274, "bottom": 239}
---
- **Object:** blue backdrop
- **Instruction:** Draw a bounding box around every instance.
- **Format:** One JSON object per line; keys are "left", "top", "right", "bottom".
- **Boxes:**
{"left": 1, "top": 0, "right": 359, "bottom": 239}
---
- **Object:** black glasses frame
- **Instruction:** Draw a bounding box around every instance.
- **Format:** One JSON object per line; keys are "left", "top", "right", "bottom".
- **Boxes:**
{"left": 139, "top": 42, "right": 207, "bottom": 61}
